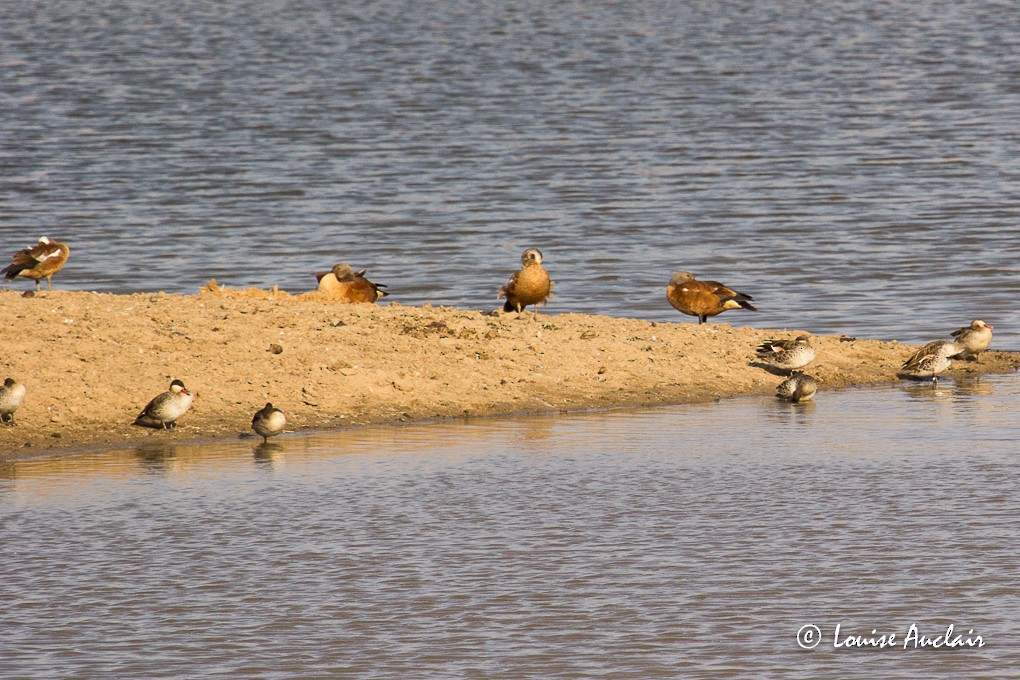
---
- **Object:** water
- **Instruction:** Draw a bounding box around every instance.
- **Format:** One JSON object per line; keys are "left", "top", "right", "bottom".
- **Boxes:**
{"left": 2, "top": 374, "right": 1018, "bottom": 678}
{"left": 2, "top": 1, "right": 1020, "bottom": 345}
{"left": 3, "top": 7, "right": 1018, "bottom": 671}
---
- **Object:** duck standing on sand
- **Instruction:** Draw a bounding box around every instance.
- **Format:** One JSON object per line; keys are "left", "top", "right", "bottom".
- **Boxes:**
{"left": 949, "top": 320, "right": 993, "bottom": 361}
{"left": 775, "top": 372, "right": 818, "bottom": 403}
{"left": 666, "top": 271, "right": 757, "bottom": 324}
{"left": 3, "top": 236, "right": 70, "bottom": 291}
{"left": 900, "top": 340, "right": 961, "bottom": 387}
{"left": 315, "top": 263, "right": 388, "bottom": 303}
{"left": 0, "top": 378, "right": 26, "bottom": 424}
{"left": 134, "top": 379, "right": 193, "bottom": 430}
{"left": 756, "top": 335, "right": 815, "bottom": 373}
{"left": 252, "top": 403, "right": 287, "bottom": 442}
{"left": 499, "top": 247, "right": 553, "bottom": 320}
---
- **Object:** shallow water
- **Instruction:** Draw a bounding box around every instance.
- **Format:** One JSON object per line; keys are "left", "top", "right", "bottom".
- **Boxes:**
{"left": 2, "top": 373, "right": 1018, "bottom": 678}
{"left": 2, "top": 1, "right": 1020, "bottom": 345}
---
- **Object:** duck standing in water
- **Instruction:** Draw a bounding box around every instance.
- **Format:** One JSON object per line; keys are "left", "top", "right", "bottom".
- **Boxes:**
{"left": 900, "top": 340, "right": 961, "bottom": 387}
{"left": 756, "top": 335, "right": 816, "bottom": 373}
{"left": 666, "top": 271, "right": 757, "bottom": 324}
{"left": 315, "top": 263, "right": 388, "bottom": 303}
{"left": 251, "top": 403, "right": 287, "bottom": 442}
{"left": 775, "top": 372, "right": 818, "bottom": 403}
{"left": 499, "top": 247, "right": 553, "bottom": 320}
{"left": 3, "top": 236, "right": 70, "bottom": 291}
{"left": 0, "top": 378, "right": 27, "bottom": 424}
{"left": 134, "top": 379, "right": 193, "bottom": 430}
{"left": 949, "top": 320, "right": 993, "bottom": 361}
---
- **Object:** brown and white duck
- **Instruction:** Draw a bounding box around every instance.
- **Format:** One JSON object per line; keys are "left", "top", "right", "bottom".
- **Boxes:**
{"left": 251, "top": 402, "right": 287, "bottom": 442}
{"left": 315, "top": 263, "right": 388, "bottom": 303}
{"left": 775, "top": 372, "right": 818, "bottom": 403}
{"left": 0, "top": 378, "right": 27, "bottom": 424}
{"left": 900, "top": 340, "right": 961, "bottom": 387}
{"left": 3, "top": 236, "right": 70, "bottom": 291}
{"left": 756, "top": 335, "right": 816, "bottom": 373}
{"left": 134, "top": 379, "right": 193, "bottom": 430}
{"left": 666, "top": 271, "right": 757, "bottom": 324}
{"left": 949, "top": 320, "right": 993, "bottom": 361}
{"left": 498, "top": 247, "right": 553, "bottom": 319}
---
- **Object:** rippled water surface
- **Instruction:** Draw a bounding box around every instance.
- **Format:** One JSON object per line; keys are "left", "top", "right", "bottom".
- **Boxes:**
{"left": 2, "top": 1, "right": 1020, "bottom": 345}
{"left": 2, "top": 373, "right": 1019, "bottom": 678}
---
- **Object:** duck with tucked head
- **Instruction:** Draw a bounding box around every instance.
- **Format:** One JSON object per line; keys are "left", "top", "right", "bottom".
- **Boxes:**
{"left": 775, "top": 372, "right": 818, "bottom": 403}
{"left": 134, "top": 379, "right": 193, "bottom": 430}
{"left": 756, "top": 335, "right": 815, "bottom": 374}
{"left": 315, "top": 263, "right": 388, "bottom": 303}
{"left": 498, "top": 248, "right": 553, "bottom": 320}
{"left": 251, "top": 403, "right": 287, "bottom": 442}
{"left": 3, "top": 236, "right": 70, "bottom": 291}
{"left": 666, "top": 271, "right": 757, "bottom": 324}
{"left": 949, "top": 320, "right": 993, "bottom": 361}
{"left": 0, "top": 378, "right": 27, "bottom": 424}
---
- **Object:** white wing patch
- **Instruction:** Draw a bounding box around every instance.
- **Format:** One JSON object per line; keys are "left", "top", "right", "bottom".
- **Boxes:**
{"left": 34, "top": 247, "right": 59, "bottom": 262}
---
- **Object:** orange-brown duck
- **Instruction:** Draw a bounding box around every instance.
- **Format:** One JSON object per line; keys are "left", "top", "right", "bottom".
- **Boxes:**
{"left": 315, "top": 263, "right": 388, "bottom": 303}
{"left": 666, "top": 271, "right": 757, "bottom": 324}
{"left": 3, "top": 236, "right": 70, "bottom": 290}
{"left": 498, "top": 248, "right": 553, "bottom": 320}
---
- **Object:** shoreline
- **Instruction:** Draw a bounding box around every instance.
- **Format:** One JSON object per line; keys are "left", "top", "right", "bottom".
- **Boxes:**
{"left": 2, "top": 287, "right": 1018, "bottom": 459}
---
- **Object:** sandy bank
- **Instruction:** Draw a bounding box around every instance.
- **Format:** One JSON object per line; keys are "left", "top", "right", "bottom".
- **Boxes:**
{"left": 2, "top": 286, "right": 1017, "bottom": 457}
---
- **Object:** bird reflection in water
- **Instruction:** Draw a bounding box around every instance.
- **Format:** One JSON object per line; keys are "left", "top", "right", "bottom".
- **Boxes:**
{"left": 253, "top": 441, "right": 286, "bottom": 469}
{"left": 133, "top": 444, "right": 178, "bottom": 474}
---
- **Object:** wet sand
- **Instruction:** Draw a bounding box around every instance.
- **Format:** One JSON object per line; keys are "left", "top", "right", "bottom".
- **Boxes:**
{"left": 2, "top": 285, "right": 1017, "bottom": 457}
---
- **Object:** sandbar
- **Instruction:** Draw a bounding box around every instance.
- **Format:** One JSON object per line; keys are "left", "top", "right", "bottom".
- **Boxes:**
{"left": 1, "top": 285, "right": 1017, "bottom": 458}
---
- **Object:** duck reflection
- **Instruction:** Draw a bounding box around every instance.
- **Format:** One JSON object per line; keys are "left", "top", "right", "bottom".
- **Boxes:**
{"left": 948, "top": 374, "right": 993, "bottom": 397}
{"left": 901, "top": 381, "right": 955, "bottom": 402}
{"left": 133, "top": 443, "right": 179, "bottom": 474}
{"left": 253, "top": 441, "right": 286, "bottom": 469}
{"left": 763, "top": 396, "right": 818, "bottom": 426}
